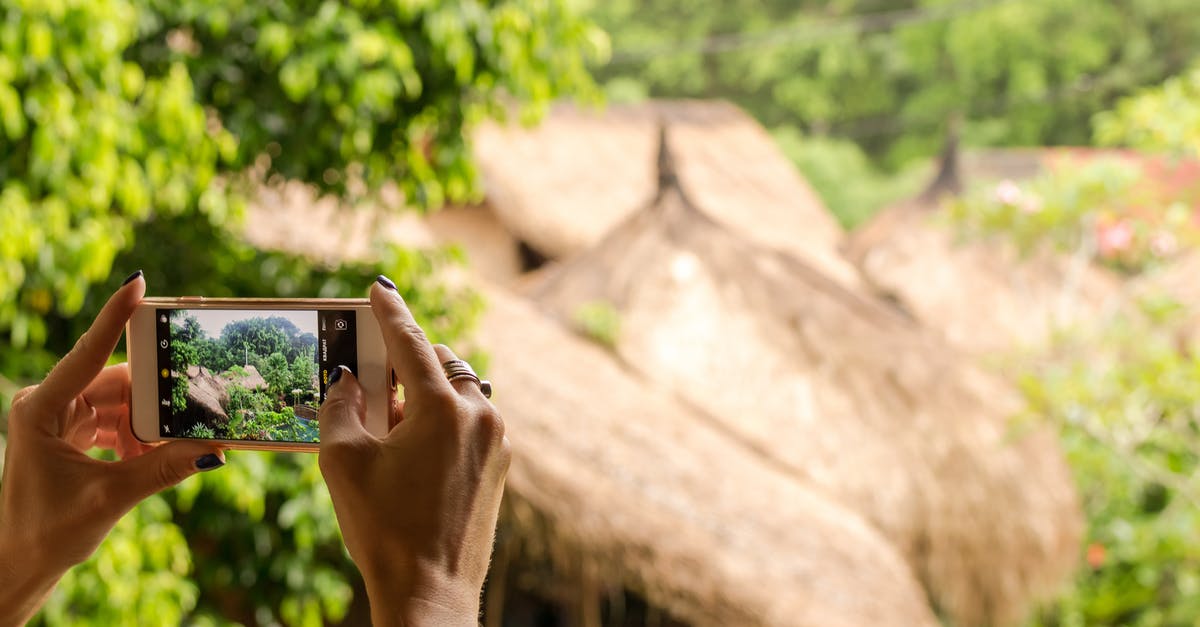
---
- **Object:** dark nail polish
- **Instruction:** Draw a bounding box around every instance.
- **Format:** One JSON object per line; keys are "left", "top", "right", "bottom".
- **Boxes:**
{"left": 122, "top": 270, "right": 144, "bottom": 285}
{"left": 330, "top": 364, "right": 349, "bottom": 384}
{"left": 376, "top": 275, "right": 397, "bottom": 291}
{"left": 195, "top": 454, "right": 224, "bottom": 471}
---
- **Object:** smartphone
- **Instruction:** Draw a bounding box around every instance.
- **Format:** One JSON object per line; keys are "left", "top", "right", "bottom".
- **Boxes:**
{"left": 128, "top": 297, "right": 388, "bottom": 451}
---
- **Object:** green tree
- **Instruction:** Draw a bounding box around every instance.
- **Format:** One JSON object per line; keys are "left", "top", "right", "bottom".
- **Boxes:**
{"left": 288, "top": 355, "right": 317, "bottom": 407}
{"left": 1094, "top": 64, "right": 1200, "bottom": 157}
{"left": 260, "top": 351, "right": 291, "bottom": 401}
{"left": 1, "top": 0, "right": 596, "bottom": 622}
{"left": 594, "top": 0, "right": 1200, "bottom": 168}
{"left": 168, "top": 314, "right": 201, "bottom": 412}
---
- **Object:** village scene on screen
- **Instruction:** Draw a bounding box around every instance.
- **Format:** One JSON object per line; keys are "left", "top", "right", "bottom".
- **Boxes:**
{"left": 166, "top": 310, "right": 321, "bottom": 443}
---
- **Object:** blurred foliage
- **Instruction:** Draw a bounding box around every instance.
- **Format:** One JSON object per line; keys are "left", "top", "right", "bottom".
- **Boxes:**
{"left": 1023, "top": 297, "right": 1200, "bottom": 626}
{"left": 772, "top": 127, "right": 928, "bottom": 228}
{"left": 0, "top": 0, "right": 600, "bottom": 623}
{"left": 944, "top": 72, "right": 1200, "bottom": 624}
{"left": 0, "top": 0, "right": 605, "bottom": 376}
{"left": 593, "top": 0, "right": 1200, "bottom": 169}
{"left": 0, "top": 0, "right": 237, "bottom": 359}
{"left": 1094, "top": 65, "right": 1200, "bottom": 158}
{"left": 132, "top": 0, "right": 608, "bottom": 204}
{"left": 947, "top": 156, "right": 1200, "bottom": 274}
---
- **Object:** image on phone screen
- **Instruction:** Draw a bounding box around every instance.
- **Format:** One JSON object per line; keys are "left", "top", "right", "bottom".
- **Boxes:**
{"left": 154, "top": 309, "right": 358, "bottom": 443}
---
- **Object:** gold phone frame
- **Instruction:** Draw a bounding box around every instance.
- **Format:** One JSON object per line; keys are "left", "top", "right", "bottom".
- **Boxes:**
{"left": 128, "top": 297, "right": 388, "bottom": 452}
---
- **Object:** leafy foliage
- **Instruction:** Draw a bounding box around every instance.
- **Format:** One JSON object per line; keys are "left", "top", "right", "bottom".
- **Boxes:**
{"left": 0, "top": 0, "right": 237, "bottom": 360}
{"left": 34, "top": 494, "right": 200, "bottom": 625}
{"left": 947, "top": 156, "right": 1200, "bottom": 274}
{"left": 1023, "top": 299, "right": 1200, "bottom": 626}
{"left": 134, "top": 0, "right": 608, "bottom": 205}
{"left": 1, "top": 0, "right": 599, "bottom": 622}
{"left": 1094, "top": 65, "right": 1200, "bottom": 158}
{"left": 0, "top": 0, "right": 604, "bottom": 380}
{"left": 771, "top": 128, "right": 928, "bottom": 227}
{"left": 593, "top": 0, "right": 1200, "bottom": 168}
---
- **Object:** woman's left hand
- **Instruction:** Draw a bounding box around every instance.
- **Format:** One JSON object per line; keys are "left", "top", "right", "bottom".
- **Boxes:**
{"left": 0, "top": 273, "right": 225, "bottom": 624}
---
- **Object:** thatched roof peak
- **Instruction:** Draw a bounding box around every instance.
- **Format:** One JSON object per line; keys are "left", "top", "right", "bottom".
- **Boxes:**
{"left": 533, "top": 170, "right": 1081, "bottom": 626}
{"left": 472, "top": 100, "right": 863, "bottom": 289}
{"left": 916, "top": 131, "right": 962, "bottom": 205}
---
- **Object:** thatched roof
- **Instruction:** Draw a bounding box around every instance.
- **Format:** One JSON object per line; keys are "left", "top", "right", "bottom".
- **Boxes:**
{"left": 475, "top": 284, "right": 938, "bottom": 627}
{"left": 473, "top": 100, "right": 861, "bottom": 289}
{"left": 846, "top": 145, "right": 1124, "bottom": 356}
{"left": 244, "top": 183, "right": 527, "bottom": 284}
{"left": 424, "top": 203, "right": 524, "bottom": 283}
{"left": 243, "top": 180, "right": 435, "bottom": 263}
{"left": 530, "top": 133, "right": 1082, "bottom": 626}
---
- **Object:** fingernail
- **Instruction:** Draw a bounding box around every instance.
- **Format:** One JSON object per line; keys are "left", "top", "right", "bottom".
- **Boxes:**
{"left": 329, "top": 364, "right": 350, "bottom": 385}
{"left": 194, "top": 453, "right": 224, "bottom": 471}
{"left": 376, "top": 275, "right": 397, "bottom": 291}
{"left": 122, "top": 270, "right": 144, "bottom": 285}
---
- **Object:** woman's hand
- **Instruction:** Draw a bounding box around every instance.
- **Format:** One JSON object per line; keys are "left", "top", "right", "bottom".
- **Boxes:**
{"left": 318, "top": 278, "right": 510, "bottom": 627}
{"left": 0, "top": 273, "right": 225, "bottom": 625}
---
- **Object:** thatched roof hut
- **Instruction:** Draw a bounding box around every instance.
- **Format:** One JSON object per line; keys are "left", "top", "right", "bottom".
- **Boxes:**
{"left": 846, "top": 145, "right": 1123, "bottom": 356}
{"left": 244, "top": 182, "right": 526, "bottom": 284}
{"left": 475, "top": 284, "right": 938, "bottom": 627}
{"left": 531, "top": 131, "right": 1082, "bottom": 626}
{"left": 473, "top": 100, "right": 861, "bottom": 289}
{"left": 243, "top": 180, "right": 435, "bottom": 263}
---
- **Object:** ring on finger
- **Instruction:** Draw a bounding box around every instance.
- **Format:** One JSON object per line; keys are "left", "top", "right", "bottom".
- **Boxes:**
{"left": 442, "top": 359, "right": 492, "bottom": 398}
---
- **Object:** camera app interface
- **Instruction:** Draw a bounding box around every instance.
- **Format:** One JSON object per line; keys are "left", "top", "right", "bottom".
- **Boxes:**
{"left": 155, "top": 309, "right": 358, "bottom": 443}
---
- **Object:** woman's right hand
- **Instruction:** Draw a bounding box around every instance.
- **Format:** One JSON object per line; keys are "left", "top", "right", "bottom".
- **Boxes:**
{"left": 317, "top": 278, "right": 510, "bottom": 626}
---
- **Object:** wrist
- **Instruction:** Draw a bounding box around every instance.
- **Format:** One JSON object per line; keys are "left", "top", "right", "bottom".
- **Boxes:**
{"left": 360, "top": 558, "right": 481, "bottom": 627}
{"left": 0, "top": 531, "right": 64, "bottom": 625}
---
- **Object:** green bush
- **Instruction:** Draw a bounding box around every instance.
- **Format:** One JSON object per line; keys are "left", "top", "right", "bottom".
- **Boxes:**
{"left": 1023, "top": 298, "right": 1200, "bottom": 626}
{"left": 946, "top": 157, "right": 1200, "bottom": 275}
{"left": 772, "top": 127, "right": 929, "bottom": 228}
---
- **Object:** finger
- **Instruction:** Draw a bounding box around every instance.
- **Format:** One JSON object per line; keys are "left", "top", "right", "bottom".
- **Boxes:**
{"left": 107, "top": 441, "right": 225, "bottom": 505}
{"left": 432, "top": 344, "right": 488, "bottom": 403}
{"left": 81, "top": 364, "right": 131, "bottom": 409}
{"left": 65, "top": 401, "right": 99, "bottom": 451}
{"left": 95, "top": 404, "right": 126, "bottom": 433}
{"left": 318, "top": 366, "right": 375, "bottom": 448}
{"left": 369, "top": 279, "right": 454, "bottom": 404}
{"left": 95, "top": 429, "right": 118, "bottom": 450}
{"left": 35, "top": 273, "right": 145, "bottom": 411}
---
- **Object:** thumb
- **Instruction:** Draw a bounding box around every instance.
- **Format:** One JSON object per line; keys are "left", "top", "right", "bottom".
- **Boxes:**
{"left": 318, "top": 365, "right": 372, "bottom": 448}
{"left": 109, "top": 441, "right": 225, "bottom": 505}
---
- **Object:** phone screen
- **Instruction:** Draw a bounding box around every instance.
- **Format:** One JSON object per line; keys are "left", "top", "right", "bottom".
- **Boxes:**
{"left": 154, "top": 308, "right": 358, "bottom": 443}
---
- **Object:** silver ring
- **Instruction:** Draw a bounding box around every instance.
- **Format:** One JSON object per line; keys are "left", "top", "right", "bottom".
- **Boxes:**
{"left": 442, "top": 359, "right": 492, "bottom": 398}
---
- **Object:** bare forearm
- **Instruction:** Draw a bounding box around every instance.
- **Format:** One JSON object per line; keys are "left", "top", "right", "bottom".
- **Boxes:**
{"left": 0, "top": 545, "right": 62, "bottom": 627}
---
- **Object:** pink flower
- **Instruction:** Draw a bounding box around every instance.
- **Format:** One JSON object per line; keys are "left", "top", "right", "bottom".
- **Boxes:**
{"left": 994, "top": 180, "right": 1022, "bottom": 205}
{"left": 1096, "top": 220, "right": 1134, "bottom": 257}
{"left": 1151, "top": 232, "right": 1177, "bottom": 257}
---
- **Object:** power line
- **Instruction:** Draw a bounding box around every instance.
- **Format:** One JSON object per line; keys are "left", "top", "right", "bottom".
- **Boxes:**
{"left": 609, "top": 0, "right": 1015, "bottom": 64}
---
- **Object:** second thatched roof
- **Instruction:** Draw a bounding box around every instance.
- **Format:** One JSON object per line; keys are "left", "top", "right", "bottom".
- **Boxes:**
{"left": 531, "top": 132, "right": 1082, "bottom": 626}
{"left": 846, "top": 147, "right": 1124, "bottom": 356}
